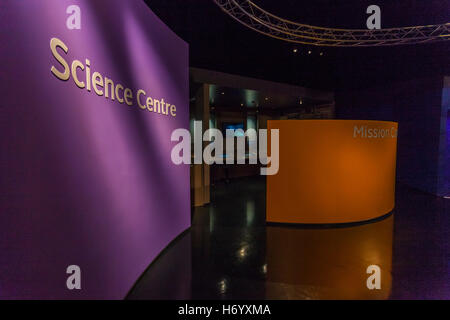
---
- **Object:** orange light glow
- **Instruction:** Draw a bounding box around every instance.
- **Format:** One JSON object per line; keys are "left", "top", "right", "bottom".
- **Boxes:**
{"left": 267, "top": 120, "right": 398, "bottom": 224}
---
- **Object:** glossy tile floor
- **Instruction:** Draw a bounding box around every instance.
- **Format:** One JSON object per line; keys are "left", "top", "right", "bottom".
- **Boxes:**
{"left": 127, "top": 177, "right": 449, "bottom": 300}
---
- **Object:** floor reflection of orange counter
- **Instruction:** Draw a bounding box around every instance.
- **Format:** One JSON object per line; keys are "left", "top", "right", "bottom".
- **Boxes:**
{"left": 266, "top": 215, "right": 393, "bottom": 300}
{"left": 267, "top": 120, "right": 398, "bottom": 224}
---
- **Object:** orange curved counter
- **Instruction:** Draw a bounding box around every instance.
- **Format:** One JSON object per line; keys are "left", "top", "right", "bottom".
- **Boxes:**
{"left": 266, "top": 120, "right": 398, "bottom": 224}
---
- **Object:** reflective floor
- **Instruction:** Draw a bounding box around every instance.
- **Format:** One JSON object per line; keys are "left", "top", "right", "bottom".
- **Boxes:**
{"left": 127, "top": 177, "right": 450, "bottom": 300}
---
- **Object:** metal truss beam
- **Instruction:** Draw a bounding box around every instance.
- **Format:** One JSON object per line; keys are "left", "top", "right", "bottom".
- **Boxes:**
{"left": 214, "top": 0, "right": 450, "bottom": 47}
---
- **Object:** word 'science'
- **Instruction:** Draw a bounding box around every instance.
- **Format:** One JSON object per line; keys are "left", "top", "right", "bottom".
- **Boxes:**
{"left": 50, "top": 37, "right": 177, "bottom": 117}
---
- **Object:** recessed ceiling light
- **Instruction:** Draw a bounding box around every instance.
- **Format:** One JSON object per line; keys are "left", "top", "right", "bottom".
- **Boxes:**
{"left": 293, "top": 48, "right": 298, "bottom": 53}
{"left": 308, "top": 50, "right": 311, "bottom": 54}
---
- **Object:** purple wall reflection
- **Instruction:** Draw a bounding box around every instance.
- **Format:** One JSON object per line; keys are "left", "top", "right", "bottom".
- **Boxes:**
{"left": 0, "top": 0, "right": 189, "bottom": 299}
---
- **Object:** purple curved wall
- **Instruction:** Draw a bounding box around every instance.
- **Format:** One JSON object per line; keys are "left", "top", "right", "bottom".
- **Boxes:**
{"left": 0, "top": 0, "right": 189, "bottom": 299}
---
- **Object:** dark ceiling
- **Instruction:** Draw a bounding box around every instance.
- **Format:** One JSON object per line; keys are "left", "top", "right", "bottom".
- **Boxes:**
{"left": 144, "top": 0, "right": 450, "bottom": 90}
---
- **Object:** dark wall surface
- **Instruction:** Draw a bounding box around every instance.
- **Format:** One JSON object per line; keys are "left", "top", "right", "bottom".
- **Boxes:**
{"left": 336, "top": 77, "right": 448, "bottom": 196}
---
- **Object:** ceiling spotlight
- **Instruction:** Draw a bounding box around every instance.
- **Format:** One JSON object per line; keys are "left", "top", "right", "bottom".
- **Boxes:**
{"left": 240, "top": 103, "right": 244, "bottom": 107}
{"left": 320, "top": 52, "right": 324, "bottom": 56}
{"left": 293, "top": 48, "right": 298, "bottom": 53}
{"left": 308, "top": 50, "right": 312, "bottom": 55}
{"left": 299, "top": 100, "right": 303, "bottom": 105}
{"left": 221, "top": 92, "right": 225, "bottom": 95}
{"left": 265, "top": 97, "right": 269, "bottom": 101}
